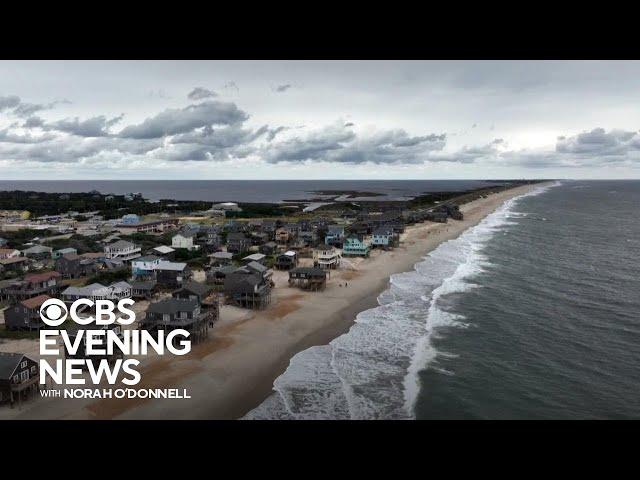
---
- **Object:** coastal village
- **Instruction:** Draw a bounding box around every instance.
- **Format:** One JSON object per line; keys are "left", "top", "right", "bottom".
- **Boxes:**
{"left": 0, "top": 183, "right": 529, "bottom": 410}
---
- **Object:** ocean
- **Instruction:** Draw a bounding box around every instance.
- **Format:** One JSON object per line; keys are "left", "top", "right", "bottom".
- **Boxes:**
{"left": 0, "top": 180, "right": 500, "bottom": 203}
{"left": 245, "top": 180, "right": 640, "bottom": 420}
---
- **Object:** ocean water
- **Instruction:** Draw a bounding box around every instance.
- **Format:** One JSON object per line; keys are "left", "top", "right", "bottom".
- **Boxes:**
{"left": 0, "top": 180, "right": 500, "bottom": 203}
{"left": 245, "top": 180, "right": 640, "bottom": 420}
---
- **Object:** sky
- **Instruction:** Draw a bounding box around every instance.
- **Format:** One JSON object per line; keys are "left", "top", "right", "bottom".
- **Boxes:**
{"left": 0, "top": 60, "right": 639, "bottom": 180}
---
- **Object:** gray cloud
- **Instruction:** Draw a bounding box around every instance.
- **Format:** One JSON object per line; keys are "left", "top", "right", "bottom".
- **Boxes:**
{"left": 263, "top": 124, "right": 447, "bottom": 164}
{"left": 118, "top": 101, "right": 249, "bottom": 139}
{"left": 556, "top": 128, "right": 640, "bottom": 156}
{"left": 45, "top": 114, "right": 124, "bottom": 137}
{"left": 188, "top": 87, "right": 217, "bottom": 100}
{"left": 0, "top": 95, "right": 21, "bottom": 111}
{"left": 274, "top": 84, "right": 292, "bottom": 93}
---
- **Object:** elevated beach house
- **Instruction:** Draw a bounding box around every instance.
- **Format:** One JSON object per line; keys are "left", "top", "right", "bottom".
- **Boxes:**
{"left": 324, "top": 225, "right": 345, "bottom": 247}
{"left": 313, "top": 247, "right": 342, "bottom": 269}
{"left": 104, "top": 239, "right": 141, "bottom": 262}
{"left": 275, "top": 250, "right": 298, "bottom": 270}
{"left": 0, "top": 353, "right": 39, "bottom": 407}
{"left": 22, "top": 245, "right": 52, "bottom": 261}
{"left": 131, "top": 255, "right": 162, "bottom": 279}
{"left": 130, "top": 279, "right": 158, "bottom": 299}
{"left": 224, "top": 264, "right": 272, "bottom": 309}
{"left": 1, "top": 271, "right": 61, "bottom": 302}
{"left": 154, "top": 261, "right": 191, "bottom": 288}
{"left": 226, "top": 232, "right": 252, "bottom": 254}
{"left": 371, "top": 227, "right": 396, "bottom": 249}
{"left": 55, "top": 253, "right": 97, "bottom": 279}
{"left": 4, "top": 294, "right": 52, "bottom": 330}
{"left": 141, "top": 298, "right": 210, "bottom": 343}
{"left": 288, "top": 267, "right": 327, "bottom": 291}
{"left": 342, "top": 235, "right": 371, "bottom": 257}
{"left": 242, "top": 253, "right": 267, "bottom": 265}
{"left": 62, "top": 281, "right": 132, "bottom": 303}
{"left": 173, "top": 281, "right": 219, "bottom": 326}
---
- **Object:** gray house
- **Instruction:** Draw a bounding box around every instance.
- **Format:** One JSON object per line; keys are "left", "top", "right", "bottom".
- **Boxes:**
{"left": 0, "top": 353, "right": 39, "bottom": 407}
{"left": 141, "top": 298, "right": 211, "bottom": 343}
{"left": 4, "top": 294, "right": 51, "bottom": 331}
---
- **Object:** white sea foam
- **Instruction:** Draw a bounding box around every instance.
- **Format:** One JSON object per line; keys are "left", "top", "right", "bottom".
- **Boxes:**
{"left": 244, "top": 182, "right": 561, "bottom": 420}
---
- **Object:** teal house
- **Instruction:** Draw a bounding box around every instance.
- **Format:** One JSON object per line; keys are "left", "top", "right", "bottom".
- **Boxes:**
{"left": 342, "top": 235, "right": 370, "bottom": 257}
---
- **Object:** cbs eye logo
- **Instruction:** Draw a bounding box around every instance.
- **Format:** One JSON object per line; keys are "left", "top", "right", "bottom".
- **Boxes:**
{"left": 39, "top": 298, "right": 68, "bottom": 327}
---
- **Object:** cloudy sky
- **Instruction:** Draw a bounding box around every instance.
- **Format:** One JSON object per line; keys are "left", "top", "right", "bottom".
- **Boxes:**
{"left": 0, "top": 60, "right": 639, "bottom": 180}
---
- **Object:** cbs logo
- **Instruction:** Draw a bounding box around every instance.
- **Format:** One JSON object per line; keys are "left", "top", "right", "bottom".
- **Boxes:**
{"left": 39, "top": 298, "right": 68, "bottom": 327}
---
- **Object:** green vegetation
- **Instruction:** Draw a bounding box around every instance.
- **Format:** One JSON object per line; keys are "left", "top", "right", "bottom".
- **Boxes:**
{"left": 0, "top": 228, "right": 59, "bottom": 249}
{"left": 44, "top": 234, "right": 107, "bottom": 254}
{"left": 226, "top": 203, "right": 297, "bottom": 218}
{"left": 84, "top": 268, "right": 130, "bottom": 286}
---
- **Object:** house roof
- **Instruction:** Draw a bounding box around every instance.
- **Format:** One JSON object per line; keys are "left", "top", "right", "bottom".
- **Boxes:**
{"left": 175, "top": 229, "right": 197, "bottom": 239}
{"left": 0, "top": 257, "right": 28, "bottom": 265}
{"left": 153, "top": 245, "right": 175, "bottom": 254}
{"left": 227, "top": 232, "right": 248, "bottom": 241}
{"left": 147, "top": 298, "right": 199, "bottom": 314}
{"left": 60, "top": 253, "right": 81, "bottom": 261}
{"left": 24, "top": 271, "right": 60, "bottom": 283}
{"left": 0, "top": 353, "right": 27, "bottom": 379}
{"left": 0, "top": 248, "right": 18, "bottom": 255}
{"left": 176, "top": 281, "right": 212, "bottom": 297}
{"left": 22, "top": 245, "right": 52, "bottom": 254}
{"left": 243, "top": 253, "right": 266, "bottom": 262}
{"left": 55, "top": 247, "right": 77, "bottom": 254}
{"left": 244, "top": 261, "right": 268, "bottom": 273}
{"left": 156, "top": 261, "right": 187, "bottom": 271}
{"left": 81, "top": 252, "right": 105, "bottom": 259}
{"left": 211, "top": 251, "right": 233, "bottom": 259}
{"left": 21, "top": 294, "right": 51, "bottom": 310}
{"left": 106, "top": 240, "right": 135, "bottom": 250}
{"left": 135, "top": 255, "right": 160, "bottom": 263}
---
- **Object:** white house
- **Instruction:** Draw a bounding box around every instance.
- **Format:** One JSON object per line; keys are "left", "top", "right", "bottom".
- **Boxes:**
{"left": 131, "top": 255, "right": 162, "bottom": 278}
{"left": 103, "top": 240, "right": 141, "bottom": 261}
{"left": 313, "top": 247, "right": 341, "bottom": 269}
{"left": 172, "top": 230, "right": 199, "bottom": 251}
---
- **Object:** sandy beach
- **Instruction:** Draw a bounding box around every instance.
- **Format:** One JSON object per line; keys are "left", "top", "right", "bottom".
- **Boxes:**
{"left": 0, "top": 182, "right": 543, "bottom": 420}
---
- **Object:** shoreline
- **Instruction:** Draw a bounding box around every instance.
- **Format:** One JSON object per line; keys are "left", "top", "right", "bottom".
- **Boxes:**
{"left": 2, "top": 182, "right": 546, "bottom": 420}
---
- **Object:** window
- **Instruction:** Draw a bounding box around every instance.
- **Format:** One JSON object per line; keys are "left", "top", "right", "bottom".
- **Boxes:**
{"left": 20, "top": 371, "right": 29, "bottom": 381}
{"left": 20, "top": 361, "right": 27, "bottom": 368}
{"left": 163, "top": 314, "right": 170, "bottom": 322}
{"left": 31, "top": 366, "right": 37, "bottom": 374}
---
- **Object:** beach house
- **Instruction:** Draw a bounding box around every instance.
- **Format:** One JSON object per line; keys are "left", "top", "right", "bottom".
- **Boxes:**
{"left": 325, "top": 225, "right": 345, "bottom": 247}
{"left": 0, "top": 353, "right": 39, "bottom": 407}
{"left": 4, "top": 295, "right": 52, "bottom": 330}
{"left": 173, "top": 281, "right": 219, "bottom": 325}
{"left": 55, "top": 253, "right": 97, "bottom": 279}
{"left": 226, "top": 232, "right": 252, "bottom": 254}
{"left": 22, "top": 245, "right": 52, "bottom": 261}
{"left": 313, "top": 247, "right": 341, "bottom": 269}
{"left": 275, "top": 250, "right": 297, "bottom": 270}
{"left": 131, "top": 255, "right": 162, "bottom": 278}
{"left": 130, "top": 279, "right": 158, "bottom": 299}
{"left": 104, "top": 239, "right": 141, "bottom": 262}
{"left": 371, "top": 227, "right": 396, "bottom": 248}
{"left": 141, "top": 298, "right": 210, "bottom": 343}
{"left": 288, "top": 267, "right": 327, "bottom": 291}
{"left": 224, "top": 264, "right": 272, "bottom": 309}
{"left": 154, "top": 261, "right": 191, "bottom": 288}
{"left": 172, "top": 229, "right": 199, "bottom": 251}
{"left": 2, "top": 271, "right": 61, "bottom": 302}
{"left": 342, "top": 235, "right": 371, "bottom": 257}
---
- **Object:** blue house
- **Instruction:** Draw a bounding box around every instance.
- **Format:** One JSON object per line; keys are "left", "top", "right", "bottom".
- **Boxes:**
{"left": 325, "top": 225, "right": 345, "bottom": 246}
{"left": 121, "top": 214, "right": 141, "bottom": 225}
{"left": 131, "top": 255, "right": 161, "bottom": 278}
{"left": 342, "top": 235, "right": 370, "bottom": 257}
{"left": 371, "top": 227, "right": 395, "bottom": 248}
